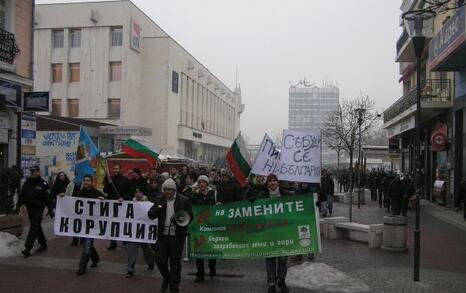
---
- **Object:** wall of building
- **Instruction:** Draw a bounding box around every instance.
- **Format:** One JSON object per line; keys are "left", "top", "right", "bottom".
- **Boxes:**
{"left": 33, "top": 0, "right": 242, "bottom": 162}
{"left": 14, "top": 0, "right": 33, "bottom": 79}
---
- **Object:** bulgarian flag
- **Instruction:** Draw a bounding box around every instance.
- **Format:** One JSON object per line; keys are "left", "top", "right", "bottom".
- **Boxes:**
{"left": 121, "top": 136, "right": 160, "bottom": 166}
{"left": 226, "top": 133, "right": 252, "bottom": 187}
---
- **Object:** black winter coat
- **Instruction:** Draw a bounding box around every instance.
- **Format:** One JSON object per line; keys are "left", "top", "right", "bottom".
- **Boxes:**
{"left": 190, "top": 189, "right": 216, "bottom": 206}
{"left": 147, "top": 193, "right": 193, "bottom": 238}
{"left": 103, "top": 174, "right": 131, "bottom": 200}
{"left": 217, "top": 181, "right": 242, "bottom": 203}
{"left": 74, "top": 186, "right": 105, "bottom": 199}
{"left": 388, "top": 178, "right": 406, "bottom": 199}
{"left": 18, "top": 177, "right": 53, "bottom": 209}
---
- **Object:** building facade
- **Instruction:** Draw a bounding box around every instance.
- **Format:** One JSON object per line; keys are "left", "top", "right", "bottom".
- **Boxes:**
{"left": 0, "top": 0, "right": 34, "bottom": 168}
{"left": 383, "top": 0, "right": 456, "bottom": 204}
{"left": 288, "top": 82, "right": 339, "bottom": 166}
{"left": 34, "top": 0, "right": 244, "bottom": 164}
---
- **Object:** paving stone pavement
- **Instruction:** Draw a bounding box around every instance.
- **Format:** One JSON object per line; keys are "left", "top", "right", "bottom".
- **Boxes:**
{"left": 1, "top": 191, "right": 465, "bottom": 293}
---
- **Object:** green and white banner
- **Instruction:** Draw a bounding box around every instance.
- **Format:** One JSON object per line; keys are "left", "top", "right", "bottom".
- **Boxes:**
{"left": 188, "top": 194, "right": 321, "bottom": 259}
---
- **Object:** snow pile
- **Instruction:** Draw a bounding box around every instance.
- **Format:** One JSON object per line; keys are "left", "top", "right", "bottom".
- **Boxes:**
{"left": 287, "top": 262, "right": 370, "bottom": 292}
{"left": 0, "top": 232, "right": 23, "bottom": 258}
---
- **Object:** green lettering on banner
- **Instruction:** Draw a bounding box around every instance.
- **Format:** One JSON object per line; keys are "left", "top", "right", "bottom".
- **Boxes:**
{"left": 188, "top": 194, "right": 320, "bottom": 259}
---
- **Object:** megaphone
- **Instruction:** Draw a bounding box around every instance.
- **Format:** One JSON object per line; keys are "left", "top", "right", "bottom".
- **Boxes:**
{"left": 171, "top": 210, "right": 191, "bottom": 227}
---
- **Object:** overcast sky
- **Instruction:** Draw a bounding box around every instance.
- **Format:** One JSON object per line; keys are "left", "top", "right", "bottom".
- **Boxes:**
{"left": 37, "top": 0, "right": 402, "bottom": 144}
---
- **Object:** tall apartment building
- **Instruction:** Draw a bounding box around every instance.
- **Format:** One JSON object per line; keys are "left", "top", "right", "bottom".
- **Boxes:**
{"left": 33, "top": 0, "right": 244, "bottom": 163}
{"left": 0, "top": 0, "right": 34, "bottom": 168}
{"left": 289, "top": 82, "right": 339, "bottom": 166}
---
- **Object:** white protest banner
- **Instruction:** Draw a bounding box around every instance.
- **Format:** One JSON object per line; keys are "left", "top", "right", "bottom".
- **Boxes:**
{"left": 251, "top": 134, "right": 281, "bottom": 176}
{"left": 278, "top": 129, "right": 321, "bottom": 183}
{"left": 54, "top": 197, "right": 157, "bottom": 244}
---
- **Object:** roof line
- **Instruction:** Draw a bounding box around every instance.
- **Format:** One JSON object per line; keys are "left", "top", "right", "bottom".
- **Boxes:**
{"left": 37, "top": 0, "right": 237, "bottom": 94}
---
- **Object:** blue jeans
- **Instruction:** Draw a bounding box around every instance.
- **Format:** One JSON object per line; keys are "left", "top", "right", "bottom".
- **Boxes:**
{"left": 127, "top": 242, "right": 155, "bottom": 272}
{"left": 327, "top": 195, "right": 334, "bottom": 215}
{"left": 79, "top": 238, "right": 99, "bottom": 271}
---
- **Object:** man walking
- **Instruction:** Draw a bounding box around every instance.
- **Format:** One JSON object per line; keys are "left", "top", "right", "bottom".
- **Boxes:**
{"left": 103, "top": 163, "right": 130, "bottom": 250}
{"left": 17, "top": 166, "right": 54, "bottom": 257}
{"left": 71, "top": 174, "right": 105, "bottom": 275}
{"left": 148, "top": 178, "right": 193, "bottom": 293}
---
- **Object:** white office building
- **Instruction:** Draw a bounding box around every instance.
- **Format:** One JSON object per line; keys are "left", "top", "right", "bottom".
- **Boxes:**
{"left": 33, "top": 0, "right": 244, "bottom": 163}
{"left": 288, "top": 83, "right": 339, "bottom": 166}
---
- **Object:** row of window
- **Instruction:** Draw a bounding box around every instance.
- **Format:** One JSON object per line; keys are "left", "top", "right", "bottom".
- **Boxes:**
{"left": 51, "top": 98, "right": 121, "bottom": 119}
{"left": 51, "top": 62, "right": 121, "bottom": 83}
{"left": 52, "top": 27, "right": 123, "bottom": 48}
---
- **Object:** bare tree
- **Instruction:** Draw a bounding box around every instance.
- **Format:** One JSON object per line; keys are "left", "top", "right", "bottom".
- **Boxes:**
{"left": 363, "top": 121, "right": 387, "bottom": 146}
{"left": 323, "top": 95, "right": 380, "bottom": 220}
{"left": 323, "top": 135, "right": 345, "bottom": 178}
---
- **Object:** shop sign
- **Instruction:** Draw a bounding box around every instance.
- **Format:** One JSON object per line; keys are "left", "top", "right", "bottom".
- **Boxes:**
{"left": 431, "top": 122, "right": 448, "bottom": 151}
{"left": 24, "top": 92, "right": 50, "bottom": 112}
{"left": 429, "top": 6, "right": 466, "bottom": 71}
{"left": 99, "top": 125, "right": 152, "bottom": 136}
{"left": 130, "top": 18, "right": 141, "bottom": 52}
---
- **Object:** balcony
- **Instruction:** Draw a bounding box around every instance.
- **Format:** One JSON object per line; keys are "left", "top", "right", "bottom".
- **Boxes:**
{"left": 383, "top": 79, "right": 451, "bottom": 124}
{"left": 0, "top": 29, "right": 20, "bottom": 64}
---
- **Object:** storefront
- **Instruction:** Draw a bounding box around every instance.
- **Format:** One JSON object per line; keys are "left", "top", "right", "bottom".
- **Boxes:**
{"left": 428, "top": 5, "right": 466, "bottom": 205}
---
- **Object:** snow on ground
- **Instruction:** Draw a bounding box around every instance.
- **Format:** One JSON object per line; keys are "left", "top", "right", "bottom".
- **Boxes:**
{"left": 0, "top": 232, "right": 23, "bottom": 257}
{"left": 287, "top": 262, "right": 370, "bottom": 292}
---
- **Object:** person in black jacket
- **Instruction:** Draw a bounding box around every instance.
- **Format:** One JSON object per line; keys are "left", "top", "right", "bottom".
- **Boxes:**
{"left": 456, "top": 180, "right": 466, "bottom": 221}
{"left": 147, "top": 178, "right": 161, "bottom": 203}
{"left": 255, "top": 174, "right": 292, "bottom": 293}
{"left": 216, "top": 171, "right": 242, "bottom": 204}
{"left": 51, "top": 172, "right": 70, "bottom": 208}
{"left": 190, "top": 175, "right": 217, "bottom": 282}
{"left": 147, "top": 178, "right": 193, "bottom": 293}
{"left": 70, "top": 174, "right": 106, "bottom": 275}
{"left": 388, "top": 174, "right": 406, "bottom": 215}
{"left": 16, "top": 166, "right": 54, "bottom": 258}
{"left": 320, "top": 170, "right": 335, "bottom": 216}
{"left": 103, "top": 163, "right": 131, "bottom": 250}
{"left": 129, "top": 168, "right": 148, "bottom": 198}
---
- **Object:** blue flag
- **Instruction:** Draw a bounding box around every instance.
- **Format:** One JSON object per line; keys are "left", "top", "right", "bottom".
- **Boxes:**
{"left": 75, "top": 127, "right": 99, "bottom": 183}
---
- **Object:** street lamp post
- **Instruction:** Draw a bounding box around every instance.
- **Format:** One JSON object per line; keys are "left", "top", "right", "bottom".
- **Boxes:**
{"left": 355, "top": 108, "right": 366, "bottom": 209}
{"left": 402, "top": 9, "right": 435, "bottom": 282}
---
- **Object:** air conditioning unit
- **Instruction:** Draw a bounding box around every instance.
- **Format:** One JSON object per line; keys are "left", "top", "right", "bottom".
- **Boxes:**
{"left": 90, "top": 9, "right": 99, "bottom": 24}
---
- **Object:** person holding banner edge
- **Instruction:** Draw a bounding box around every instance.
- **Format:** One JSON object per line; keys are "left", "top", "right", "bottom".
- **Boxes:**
{"left": 190, "top": 175, "right": 217, "bottom": 283}
{"left": 147, "top": 178, "right": 193, "bottom": 293}
{"left": 103, "top": 163, "right": 131, "bottom": 250}
{"left": 250, "top": 173, "right": 292, "bottom": 293}
{"left": 61, "top": 174, "right": 106, "bottom": 276}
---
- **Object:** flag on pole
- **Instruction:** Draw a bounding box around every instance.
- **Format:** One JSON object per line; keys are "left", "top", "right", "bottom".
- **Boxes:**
{"left": 226, "top": 133, "right": 252, "bottom": 187}
{"left": 75, "top": 127, "right": 99, "bottom": 183}
{"left": 121, "top": 136, "right": 160, "bottom": 165}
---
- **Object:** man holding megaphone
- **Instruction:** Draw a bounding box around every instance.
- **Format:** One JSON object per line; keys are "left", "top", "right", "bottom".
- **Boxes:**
{"left": 148, "top": 178, "right": 193, "bottom": 293}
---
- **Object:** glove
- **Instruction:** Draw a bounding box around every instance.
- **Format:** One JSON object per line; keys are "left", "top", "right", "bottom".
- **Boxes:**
{"left": 248, "top": 196, "right": 257, "bottom": 203}
{"left": 48, "top": 210, "right": 55, "bottom": 219}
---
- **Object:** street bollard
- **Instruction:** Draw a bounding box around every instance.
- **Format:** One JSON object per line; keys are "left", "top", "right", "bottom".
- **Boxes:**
{"left": 381, "top": 215, "right": 408, "bottom": 252}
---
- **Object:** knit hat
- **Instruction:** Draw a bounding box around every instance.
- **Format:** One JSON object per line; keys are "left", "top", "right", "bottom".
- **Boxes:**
{"left": 160, "top": 172, "right": 170, "bottom": 181}
{"left": 162, "top": 178, "right": 177, "bottom": 190}
{"left": 197, "top": 175, "right": 209, "bottom": 184}
{"left": 266, "top": 173, "right": 278, "bottom": 183}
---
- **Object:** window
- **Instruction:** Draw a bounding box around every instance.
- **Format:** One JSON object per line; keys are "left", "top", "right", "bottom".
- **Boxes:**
{"left": 108, "top": 99, "right": 120, "bottom": 119}
{"left": 110, "top": 62, "right": 121, "bottom": 81}
{"left": 69, "top": 63, "right": 80, "bottom": 82}
{"left": 111, "top": 27, "right": 123, "bottom": 46}
{"left": 52, "top": 30, "right": 64, "bottom": 48}
{"left": 172, "top": 71, "right": 179, "bottom": 93}
{"left": 52, "top": 64, "right": 63, "bottom": 83}
{"left": 0, "top": 0, "right": 5, "bottom": 30}
{"left": 51, "top": 99, "right": 61, "bottom": 116}
{"left": 67, "top": 99, "right": 79, "bottom": 117}
{"left": 70, "top": 29, "right": 81, "bottom": 48}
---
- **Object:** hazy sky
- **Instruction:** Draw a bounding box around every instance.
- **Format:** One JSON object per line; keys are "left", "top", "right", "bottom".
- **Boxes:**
{"left": 38, "top": 0, "right": 402, "bottom": 144}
